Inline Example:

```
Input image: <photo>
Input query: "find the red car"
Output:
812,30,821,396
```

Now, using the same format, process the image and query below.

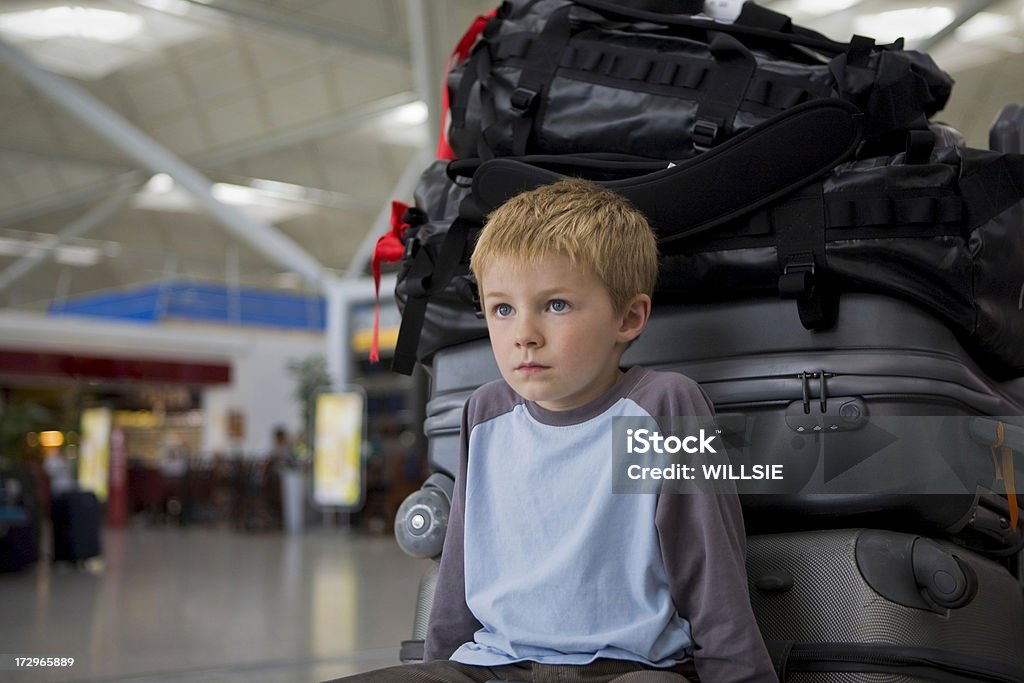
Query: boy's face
480,253,649,412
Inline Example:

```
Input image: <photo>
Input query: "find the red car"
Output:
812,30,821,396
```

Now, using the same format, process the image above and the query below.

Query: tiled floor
0,525,429,682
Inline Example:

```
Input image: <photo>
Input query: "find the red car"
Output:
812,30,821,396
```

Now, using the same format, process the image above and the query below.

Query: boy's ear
617,293,652,343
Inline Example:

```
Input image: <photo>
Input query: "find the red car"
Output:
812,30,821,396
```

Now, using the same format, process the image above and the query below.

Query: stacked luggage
380,2,1024,680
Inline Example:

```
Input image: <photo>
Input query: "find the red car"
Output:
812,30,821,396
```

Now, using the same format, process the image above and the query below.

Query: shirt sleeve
655,384,778,682
422,399,483,661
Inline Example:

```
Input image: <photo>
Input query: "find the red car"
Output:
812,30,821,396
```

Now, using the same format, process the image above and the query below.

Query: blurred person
159,434,189,521
268,425,298,470
42,445,74,499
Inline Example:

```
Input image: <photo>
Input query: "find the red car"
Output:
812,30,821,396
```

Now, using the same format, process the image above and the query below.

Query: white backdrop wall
200,330,324,457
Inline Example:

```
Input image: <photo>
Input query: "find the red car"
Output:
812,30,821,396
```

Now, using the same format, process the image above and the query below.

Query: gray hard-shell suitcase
417,294,1024,556
749,528,1024,682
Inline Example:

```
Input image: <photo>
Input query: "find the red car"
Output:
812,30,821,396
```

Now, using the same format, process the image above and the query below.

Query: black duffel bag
446,0,953,160
395,101,1024,379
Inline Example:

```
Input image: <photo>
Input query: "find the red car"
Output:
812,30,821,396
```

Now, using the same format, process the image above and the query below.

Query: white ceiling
0,0,1020,313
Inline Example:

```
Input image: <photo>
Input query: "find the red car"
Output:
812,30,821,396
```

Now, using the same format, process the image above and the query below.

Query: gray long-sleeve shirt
424,366,777,682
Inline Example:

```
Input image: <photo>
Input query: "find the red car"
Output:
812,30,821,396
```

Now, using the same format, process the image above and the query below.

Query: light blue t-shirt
425,366,777,682
453,371,693,666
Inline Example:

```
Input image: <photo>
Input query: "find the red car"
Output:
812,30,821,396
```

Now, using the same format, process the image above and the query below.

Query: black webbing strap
614,0,704,14
735,3,792,32
823,192,962,229
773,189,837,330
559,41,826,114
391,218,474,375
449,14,504,148
694,32,757,151
502,5,573,157
563,42,709,92
449,48,485,134
392,247,435,376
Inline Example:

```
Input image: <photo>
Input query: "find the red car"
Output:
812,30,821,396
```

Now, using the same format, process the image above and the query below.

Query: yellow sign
313,393,364,508
79,407,112,502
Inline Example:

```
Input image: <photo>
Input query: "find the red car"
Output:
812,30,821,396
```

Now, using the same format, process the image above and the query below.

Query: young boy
332,179,776,682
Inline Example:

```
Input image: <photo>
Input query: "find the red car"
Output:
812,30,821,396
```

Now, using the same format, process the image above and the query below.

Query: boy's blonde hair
470,178,659,313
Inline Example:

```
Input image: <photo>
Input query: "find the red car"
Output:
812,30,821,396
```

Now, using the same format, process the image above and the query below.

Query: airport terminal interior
1,1,1024,681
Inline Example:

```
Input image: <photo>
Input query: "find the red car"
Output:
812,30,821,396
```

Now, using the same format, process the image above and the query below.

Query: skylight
853,7,957,44
0,6,143,44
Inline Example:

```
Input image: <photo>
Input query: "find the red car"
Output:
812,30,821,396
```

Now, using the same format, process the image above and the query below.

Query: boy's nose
514,318,542,348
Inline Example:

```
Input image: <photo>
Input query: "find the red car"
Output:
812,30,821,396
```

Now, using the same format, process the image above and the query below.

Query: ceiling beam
0,36,330,289
0,145,136,172
0,170,147,228
0,180,139,294
190,91,420,169
913,0,1002,52
151,0,410,61
0,91,420,227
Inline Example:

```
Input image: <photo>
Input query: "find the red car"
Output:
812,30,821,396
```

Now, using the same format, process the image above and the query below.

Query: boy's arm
656,492,777,682
655,383,777,682
422,401,482,661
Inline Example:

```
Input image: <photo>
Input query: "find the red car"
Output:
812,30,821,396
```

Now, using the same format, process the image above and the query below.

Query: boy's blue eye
548,299,568,313
494,303,513,317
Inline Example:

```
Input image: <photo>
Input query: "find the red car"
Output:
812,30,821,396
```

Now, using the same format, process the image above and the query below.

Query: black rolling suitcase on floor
749,528,1024,682
0,511,37,572
51,490,102,564
0,464,42,571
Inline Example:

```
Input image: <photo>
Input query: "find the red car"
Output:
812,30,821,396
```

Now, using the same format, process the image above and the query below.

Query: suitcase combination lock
786,371,867,434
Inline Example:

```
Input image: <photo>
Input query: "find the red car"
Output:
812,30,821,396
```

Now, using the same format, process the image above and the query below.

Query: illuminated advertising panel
313,392,364,509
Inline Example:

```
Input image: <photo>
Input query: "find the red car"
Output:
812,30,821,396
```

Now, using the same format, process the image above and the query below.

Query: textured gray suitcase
748,528,1024,682
420,294,1024,555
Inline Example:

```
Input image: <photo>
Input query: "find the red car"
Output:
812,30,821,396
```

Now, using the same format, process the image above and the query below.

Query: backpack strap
472,98,864,240
391,217,474,376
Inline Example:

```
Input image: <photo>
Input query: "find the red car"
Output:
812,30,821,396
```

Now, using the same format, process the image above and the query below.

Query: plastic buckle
693,119,720,152
403,236,420,260
509,87,538,116
905,129,935,165
779,258,815,299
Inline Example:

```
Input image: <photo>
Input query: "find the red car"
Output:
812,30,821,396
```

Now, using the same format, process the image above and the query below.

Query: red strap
370,200,411,363
437,10,497,160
